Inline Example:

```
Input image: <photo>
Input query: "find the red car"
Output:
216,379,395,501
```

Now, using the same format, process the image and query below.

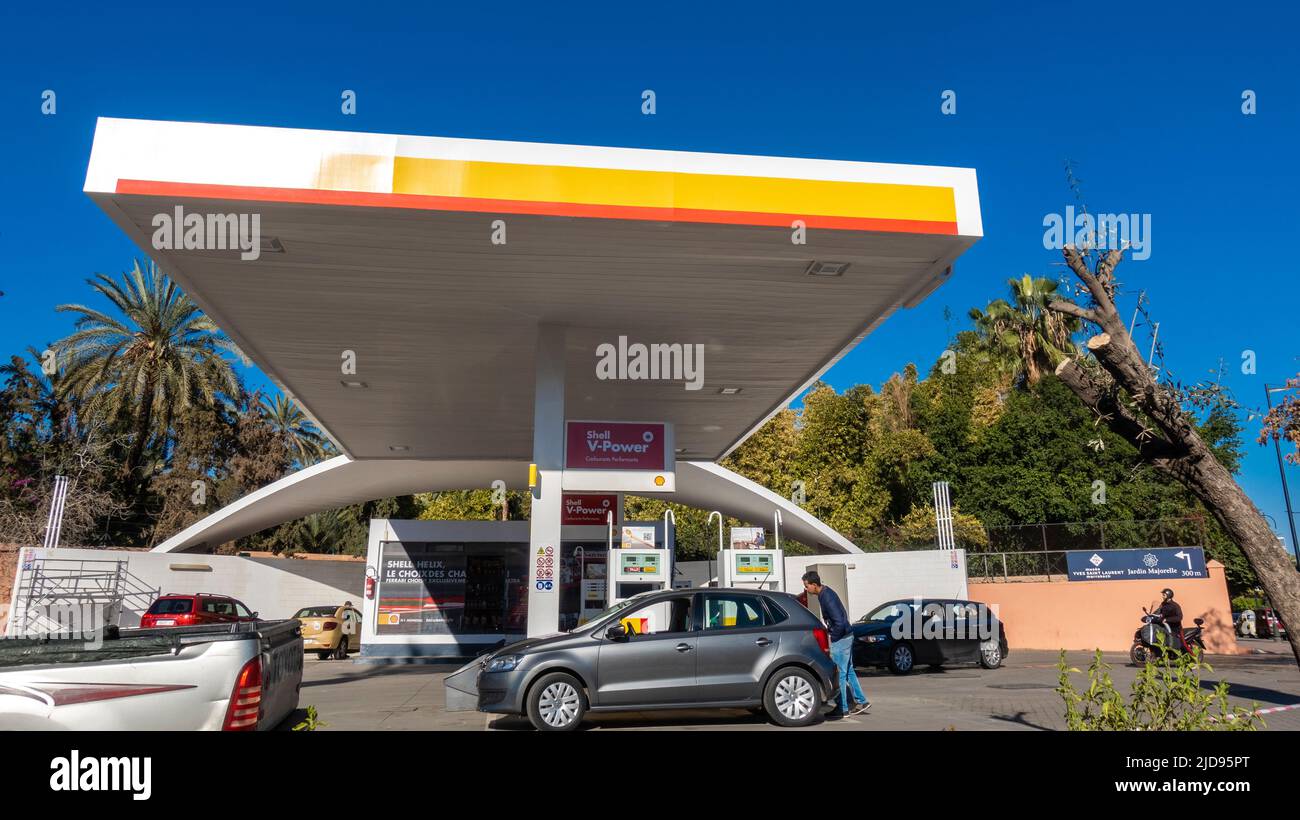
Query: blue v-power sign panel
1065,547,1208,582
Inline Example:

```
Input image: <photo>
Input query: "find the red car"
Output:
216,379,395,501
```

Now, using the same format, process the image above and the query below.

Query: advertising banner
562,420,675,492
621,525,657,549
565,420,666,470
730,527,766,549
375,543,466,634
1065,547,1208,582
561,493,619,525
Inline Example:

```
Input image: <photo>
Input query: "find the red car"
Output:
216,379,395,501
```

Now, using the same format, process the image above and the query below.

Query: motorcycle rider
1152,588,1187,651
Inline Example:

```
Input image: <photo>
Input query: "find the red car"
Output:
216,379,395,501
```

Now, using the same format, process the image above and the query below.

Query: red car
140,593,259,628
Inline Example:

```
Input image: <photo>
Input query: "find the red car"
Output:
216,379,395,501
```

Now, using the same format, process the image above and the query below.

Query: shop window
374,542,527,636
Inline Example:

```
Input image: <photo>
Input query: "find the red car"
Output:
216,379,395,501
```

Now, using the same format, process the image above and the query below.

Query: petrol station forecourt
77,116,984,656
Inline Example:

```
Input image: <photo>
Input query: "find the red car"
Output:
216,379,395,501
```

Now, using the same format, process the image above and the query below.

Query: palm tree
967,300,1022,383
260,393,330,467
1,349,71,445
969,275,1081,386
53,260,242,479
293,509,348,554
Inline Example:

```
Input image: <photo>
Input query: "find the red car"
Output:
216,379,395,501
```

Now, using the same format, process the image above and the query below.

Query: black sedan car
851,598,1008,674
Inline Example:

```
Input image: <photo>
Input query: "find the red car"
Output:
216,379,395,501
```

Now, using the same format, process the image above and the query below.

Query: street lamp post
1264,384,1300,572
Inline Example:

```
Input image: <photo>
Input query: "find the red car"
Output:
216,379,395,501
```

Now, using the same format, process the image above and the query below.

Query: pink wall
968,560,1238,655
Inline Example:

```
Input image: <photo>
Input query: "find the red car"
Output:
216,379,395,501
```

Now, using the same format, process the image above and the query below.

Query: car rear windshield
147,598,194,614
763,597,790,624
294,607,338,618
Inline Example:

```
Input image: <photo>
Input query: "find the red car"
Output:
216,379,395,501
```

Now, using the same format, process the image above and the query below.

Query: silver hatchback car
474,587,840,730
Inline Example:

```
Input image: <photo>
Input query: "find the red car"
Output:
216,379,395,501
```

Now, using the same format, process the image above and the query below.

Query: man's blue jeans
830,634,867,712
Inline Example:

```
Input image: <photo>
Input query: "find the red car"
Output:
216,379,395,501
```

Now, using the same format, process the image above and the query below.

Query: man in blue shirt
802,571,869,717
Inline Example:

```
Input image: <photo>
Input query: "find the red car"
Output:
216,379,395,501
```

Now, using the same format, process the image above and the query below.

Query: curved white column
152,456,861,554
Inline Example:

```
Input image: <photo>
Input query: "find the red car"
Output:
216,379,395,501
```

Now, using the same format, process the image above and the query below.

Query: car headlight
861,635,889,643
485,654,523,673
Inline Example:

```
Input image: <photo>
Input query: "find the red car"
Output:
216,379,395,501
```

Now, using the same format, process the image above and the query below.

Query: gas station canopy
85,118,982,464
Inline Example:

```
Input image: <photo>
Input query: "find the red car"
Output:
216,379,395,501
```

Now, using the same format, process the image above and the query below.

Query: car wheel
764,667,820,728
526,672,587,731
316,650,331,661
979,644,1003,669
888,643,915,675
334,637,349,660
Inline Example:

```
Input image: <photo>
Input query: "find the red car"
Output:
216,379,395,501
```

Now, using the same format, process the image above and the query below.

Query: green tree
896,504,989,549
292,510,349,553
417,489,530,522
259,393,330,467
54,260,243,481
969,275,1080,387
0,352,130,545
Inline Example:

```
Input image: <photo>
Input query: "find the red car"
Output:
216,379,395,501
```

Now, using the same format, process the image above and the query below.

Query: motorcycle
1130,607,1205,665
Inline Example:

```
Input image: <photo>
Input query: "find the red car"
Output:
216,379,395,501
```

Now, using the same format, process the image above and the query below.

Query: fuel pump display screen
620,552,661,574
734,553,774,574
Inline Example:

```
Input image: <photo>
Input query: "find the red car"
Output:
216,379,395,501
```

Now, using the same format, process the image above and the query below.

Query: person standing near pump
802,571,869,718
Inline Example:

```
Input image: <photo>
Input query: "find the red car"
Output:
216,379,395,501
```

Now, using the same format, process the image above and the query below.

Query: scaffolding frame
8,556,160,637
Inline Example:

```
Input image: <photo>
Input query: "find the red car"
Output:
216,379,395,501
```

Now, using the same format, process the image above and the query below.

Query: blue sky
2,1,1297,553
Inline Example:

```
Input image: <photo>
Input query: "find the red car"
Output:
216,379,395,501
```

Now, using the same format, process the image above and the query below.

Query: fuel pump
719,514,785,591
607,522,672,613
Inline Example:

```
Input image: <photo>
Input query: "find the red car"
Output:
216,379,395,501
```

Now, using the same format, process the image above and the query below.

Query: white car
0,621,302,730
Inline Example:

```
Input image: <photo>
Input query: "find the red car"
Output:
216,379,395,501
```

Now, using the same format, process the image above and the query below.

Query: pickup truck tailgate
0,621,303,731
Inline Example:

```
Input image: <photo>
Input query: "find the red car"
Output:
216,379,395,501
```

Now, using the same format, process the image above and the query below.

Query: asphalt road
287,640,1300,731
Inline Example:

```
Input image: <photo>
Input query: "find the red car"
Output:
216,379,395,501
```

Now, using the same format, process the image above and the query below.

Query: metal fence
984,517,1208,553
968,550,1071,582
967,517,1211,582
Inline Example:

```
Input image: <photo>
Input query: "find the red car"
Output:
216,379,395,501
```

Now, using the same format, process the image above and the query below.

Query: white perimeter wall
678,548,969,620
7,547,361,630
9,546,966,633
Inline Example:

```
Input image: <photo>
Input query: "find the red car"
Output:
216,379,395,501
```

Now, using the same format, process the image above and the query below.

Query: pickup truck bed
0,620,303,731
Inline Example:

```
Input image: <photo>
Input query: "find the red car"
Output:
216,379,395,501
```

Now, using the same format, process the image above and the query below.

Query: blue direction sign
1065,547,1208,582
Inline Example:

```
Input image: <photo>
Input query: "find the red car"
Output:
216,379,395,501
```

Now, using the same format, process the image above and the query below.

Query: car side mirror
252,612,260,619
605,624,627,640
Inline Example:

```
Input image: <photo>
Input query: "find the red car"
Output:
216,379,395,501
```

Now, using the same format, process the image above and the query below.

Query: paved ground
286,639,1300,731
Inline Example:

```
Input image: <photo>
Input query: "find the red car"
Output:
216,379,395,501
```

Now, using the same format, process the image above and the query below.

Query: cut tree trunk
1154,424,1300,665
1047,247,1300,666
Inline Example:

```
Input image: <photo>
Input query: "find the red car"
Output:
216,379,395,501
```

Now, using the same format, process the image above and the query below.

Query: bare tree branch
1063,246,1117,320
1084,333,1201,446
1054,358,1182,461
1047,299,1100,325
1047,246,1300,666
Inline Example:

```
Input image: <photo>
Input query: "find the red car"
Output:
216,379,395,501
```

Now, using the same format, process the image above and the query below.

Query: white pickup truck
0,620,303,730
